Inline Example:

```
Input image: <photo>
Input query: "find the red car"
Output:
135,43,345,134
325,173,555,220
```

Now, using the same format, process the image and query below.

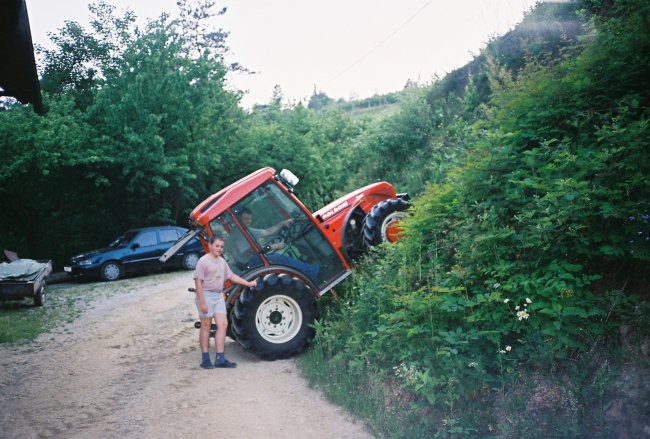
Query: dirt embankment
0,272,372,438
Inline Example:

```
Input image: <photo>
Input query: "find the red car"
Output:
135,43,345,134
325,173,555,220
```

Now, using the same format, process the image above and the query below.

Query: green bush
307,0,650,435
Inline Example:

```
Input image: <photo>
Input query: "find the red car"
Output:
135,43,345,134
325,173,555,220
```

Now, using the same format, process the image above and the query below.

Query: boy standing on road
194,235,256,369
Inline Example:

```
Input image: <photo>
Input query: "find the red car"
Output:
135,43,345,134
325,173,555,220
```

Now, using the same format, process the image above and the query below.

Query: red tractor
162,167,409,359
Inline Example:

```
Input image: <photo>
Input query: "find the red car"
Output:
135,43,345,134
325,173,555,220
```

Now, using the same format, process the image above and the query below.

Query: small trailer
0,259,53,306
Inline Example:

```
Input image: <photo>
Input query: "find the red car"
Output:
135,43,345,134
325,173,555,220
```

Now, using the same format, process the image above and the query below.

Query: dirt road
0,272,373,438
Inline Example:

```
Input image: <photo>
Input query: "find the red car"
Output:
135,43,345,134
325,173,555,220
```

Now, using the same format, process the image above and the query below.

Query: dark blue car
64,226,203,281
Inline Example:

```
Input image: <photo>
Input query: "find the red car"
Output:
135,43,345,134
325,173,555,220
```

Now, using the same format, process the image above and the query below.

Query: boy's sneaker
214,359,237,368
200,360,214,369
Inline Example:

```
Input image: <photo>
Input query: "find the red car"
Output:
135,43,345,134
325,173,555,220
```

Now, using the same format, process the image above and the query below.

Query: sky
27,0,540,108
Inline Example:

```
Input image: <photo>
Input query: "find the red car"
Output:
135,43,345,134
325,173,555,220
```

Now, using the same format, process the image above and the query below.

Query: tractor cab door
226,181,347,290
209,213,265,275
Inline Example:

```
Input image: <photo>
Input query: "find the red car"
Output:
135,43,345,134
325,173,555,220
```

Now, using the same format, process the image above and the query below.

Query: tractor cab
207,178,350,293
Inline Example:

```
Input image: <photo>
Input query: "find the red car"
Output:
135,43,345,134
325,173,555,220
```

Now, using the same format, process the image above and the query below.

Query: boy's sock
215,352,236,368
200,352,213,369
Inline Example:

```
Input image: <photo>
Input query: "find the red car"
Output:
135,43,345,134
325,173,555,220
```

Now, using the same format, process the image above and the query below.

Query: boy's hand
200,302,208,314
245,280,257,288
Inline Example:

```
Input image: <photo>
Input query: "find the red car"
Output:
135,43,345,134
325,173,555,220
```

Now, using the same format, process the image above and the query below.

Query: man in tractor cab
235,208,320,282
239,207,292,251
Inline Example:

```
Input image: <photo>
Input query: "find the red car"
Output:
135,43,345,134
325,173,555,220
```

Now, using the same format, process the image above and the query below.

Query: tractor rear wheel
363,198,410,247
231,273,318,360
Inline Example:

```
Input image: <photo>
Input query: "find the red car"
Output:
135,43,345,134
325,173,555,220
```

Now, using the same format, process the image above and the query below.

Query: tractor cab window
231,181,347,289
209,214,263,275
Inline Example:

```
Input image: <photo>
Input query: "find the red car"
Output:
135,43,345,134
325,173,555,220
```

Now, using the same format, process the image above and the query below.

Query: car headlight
78,259,94,266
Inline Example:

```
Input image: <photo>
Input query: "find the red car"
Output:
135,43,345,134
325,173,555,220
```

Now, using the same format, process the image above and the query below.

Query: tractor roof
190,167,277,227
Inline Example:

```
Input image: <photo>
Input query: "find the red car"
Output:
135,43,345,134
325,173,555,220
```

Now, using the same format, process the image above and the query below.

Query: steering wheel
283,217,313,241
267,234,285,247
265,217,312,250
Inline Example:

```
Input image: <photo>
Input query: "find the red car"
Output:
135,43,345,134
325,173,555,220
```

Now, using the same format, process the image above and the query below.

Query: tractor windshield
219,181,346,289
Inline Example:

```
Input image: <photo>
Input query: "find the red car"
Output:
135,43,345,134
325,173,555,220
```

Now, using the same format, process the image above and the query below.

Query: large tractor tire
363,198,410,247
231,273,319,360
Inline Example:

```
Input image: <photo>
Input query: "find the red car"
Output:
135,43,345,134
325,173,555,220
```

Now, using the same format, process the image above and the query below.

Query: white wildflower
504,298,510,303
493,283,501,289
505,345,512,352
516,310,530,321
499,349,506,354
526,298,532,304
515,305,520,310
468,361,478,368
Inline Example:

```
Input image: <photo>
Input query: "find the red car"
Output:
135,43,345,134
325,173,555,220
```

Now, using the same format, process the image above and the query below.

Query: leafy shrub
308,0,650,435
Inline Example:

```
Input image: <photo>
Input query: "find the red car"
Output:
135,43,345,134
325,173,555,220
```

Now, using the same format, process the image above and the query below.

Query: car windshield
109,231,139,247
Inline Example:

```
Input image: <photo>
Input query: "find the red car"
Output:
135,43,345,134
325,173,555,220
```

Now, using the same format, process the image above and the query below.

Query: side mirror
131,243,140,250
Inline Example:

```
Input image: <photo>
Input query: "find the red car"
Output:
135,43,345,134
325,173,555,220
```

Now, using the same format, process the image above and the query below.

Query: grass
298,337,650,438
297,344,437,438
0,270,187,344
0,283,88,343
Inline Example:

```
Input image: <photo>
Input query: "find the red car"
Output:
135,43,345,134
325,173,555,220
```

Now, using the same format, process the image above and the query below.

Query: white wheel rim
381,212,408,242
185,253,198,269
255,294,302,344
104,264,120,280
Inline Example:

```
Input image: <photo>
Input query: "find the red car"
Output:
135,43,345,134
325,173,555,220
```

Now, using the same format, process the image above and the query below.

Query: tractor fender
340,205,368,263
225,264,318,305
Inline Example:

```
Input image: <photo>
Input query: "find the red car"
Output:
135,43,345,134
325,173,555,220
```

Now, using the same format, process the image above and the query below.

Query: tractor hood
314,181,397,223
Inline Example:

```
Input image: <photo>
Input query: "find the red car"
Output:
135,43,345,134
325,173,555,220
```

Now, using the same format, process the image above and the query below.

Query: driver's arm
261,218,292,237
269,241,285,251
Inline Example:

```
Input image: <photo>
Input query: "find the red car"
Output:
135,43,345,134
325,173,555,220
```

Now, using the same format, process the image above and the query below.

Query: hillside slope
304,0,650,437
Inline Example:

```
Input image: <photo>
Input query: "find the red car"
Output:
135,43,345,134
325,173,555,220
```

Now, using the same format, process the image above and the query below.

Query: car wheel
33,285,45,306
182,252,199,270
100,261,123,281
231,273,318,360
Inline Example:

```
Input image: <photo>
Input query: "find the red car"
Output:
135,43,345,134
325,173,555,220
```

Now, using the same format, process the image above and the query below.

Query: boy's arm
195,277,208,314
229,273,257,288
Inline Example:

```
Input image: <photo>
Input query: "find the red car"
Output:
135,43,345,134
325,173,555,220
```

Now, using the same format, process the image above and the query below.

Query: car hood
71,246,121,262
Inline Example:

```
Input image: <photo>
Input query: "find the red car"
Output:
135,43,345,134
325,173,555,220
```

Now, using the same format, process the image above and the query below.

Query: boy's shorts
196,291,226,318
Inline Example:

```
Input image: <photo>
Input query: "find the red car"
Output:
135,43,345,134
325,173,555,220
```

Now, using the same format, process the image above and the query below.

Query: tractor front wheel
231,273,318,360
363,198,410,247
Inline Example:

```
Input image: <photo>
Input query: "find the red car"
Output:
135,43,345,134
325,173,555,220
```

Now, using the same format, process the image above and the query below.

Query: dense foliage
306,0,650,436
